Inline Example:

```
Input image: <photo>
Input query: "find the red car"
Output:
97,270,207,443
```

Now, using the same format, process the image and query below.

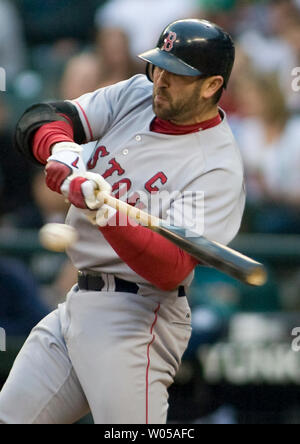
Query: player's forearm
100,216,198,291
32,119,75,164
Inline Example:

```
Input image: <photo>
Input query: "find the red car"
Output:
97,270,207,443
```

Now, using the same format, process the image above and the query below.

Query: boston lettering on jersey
85,114,222,209
87,145,168,210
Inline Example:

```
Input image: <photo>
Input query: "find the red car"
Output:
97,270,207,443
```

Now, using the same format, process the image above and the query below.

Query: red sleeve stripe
74,100,94,141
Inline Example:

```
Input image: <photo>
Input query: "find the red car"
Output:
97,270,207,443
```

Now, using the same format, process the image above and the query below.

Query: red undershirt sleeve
32,117,75,164
100,214,199,291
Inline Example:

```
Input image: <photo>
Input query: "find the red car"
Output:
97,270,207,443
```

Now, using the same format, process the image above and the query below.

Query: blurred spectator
0,163,49,336
0,166,77,309
17,0,101,46
267,0,300,36
0,256,49,336
237,0,300,112
31,169,70,226
220,44,254,116
0,0,26,83
237,8,292,74
59,21,139,98
233,72,300,234
278,14,300,111
2,168,69,230
15,1,102,101
195,0,238,33
95,0,198,66
95,28,140,87
0,97,33,217
60,52,102,99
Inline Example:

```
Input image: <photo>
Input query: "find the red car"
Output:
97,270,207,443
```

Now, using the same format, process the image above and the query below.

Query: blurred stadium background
1,0,300,424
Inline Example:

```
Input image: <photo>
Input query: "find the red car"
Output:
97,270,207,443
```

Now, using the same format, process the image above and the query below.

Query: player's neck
170,105,219,126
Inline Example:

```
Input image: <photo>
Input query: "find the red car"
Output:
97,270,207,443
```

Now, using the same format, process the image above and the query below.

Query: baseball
39,223,78,252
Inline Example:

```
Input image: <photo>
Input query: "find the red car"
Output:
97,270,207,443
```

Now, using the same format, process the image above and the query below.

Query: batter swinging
0,19,245,424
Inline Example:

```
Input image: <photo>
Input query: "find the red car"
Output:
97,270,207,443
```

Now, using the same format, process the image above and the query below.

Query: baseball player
0,19,245,424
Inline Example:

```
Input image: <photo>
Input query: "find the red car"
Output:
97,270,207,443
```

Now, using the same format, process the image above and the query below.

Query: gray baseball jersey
0,74,245,424
67,74,245,287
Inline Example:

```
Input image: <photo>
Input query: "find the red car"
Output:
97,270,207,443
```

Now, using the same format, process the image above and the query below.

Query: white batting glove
45,141,86,192
65,172,112,210
46,142,111,210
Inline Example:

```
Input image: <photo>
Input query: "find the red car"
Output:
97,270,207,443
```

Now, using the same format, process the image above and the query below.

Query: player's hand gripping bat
95,191,267,287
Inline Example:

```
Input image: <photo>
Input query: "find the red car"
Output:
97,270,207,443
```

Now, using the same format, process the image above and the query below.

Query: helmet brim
138,48,203,77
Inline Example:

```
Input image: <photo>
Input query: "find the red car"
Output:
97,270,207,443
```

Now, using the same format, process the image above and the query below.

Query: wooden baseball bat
97,191,267,287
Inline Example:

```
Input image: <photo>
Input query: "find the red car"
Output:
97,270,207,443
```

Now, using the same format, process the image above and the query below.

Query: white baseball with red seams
0,75,245,424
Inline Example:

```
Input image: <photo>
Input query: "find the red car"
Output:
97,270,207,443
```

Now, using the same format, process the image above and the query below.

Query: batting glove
46,142,111,209
65,172,112,210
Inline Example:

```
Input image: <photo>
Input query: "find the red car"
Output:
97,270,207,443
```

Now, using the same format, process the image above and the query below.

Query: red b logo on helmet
163,32,177,52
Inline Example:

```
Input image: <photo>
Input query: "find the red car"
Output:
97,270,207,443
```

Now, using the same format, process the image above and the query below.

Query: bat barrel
156,224,267,287
245,267,267,286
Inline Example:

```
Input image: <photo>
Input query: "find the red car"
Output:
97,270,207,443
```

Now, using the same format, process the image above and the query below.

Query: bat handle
97,191,160,228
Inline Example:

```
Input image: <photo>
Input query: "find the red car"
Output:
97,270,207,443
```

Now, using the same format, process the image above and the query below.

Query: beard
152,82,203,122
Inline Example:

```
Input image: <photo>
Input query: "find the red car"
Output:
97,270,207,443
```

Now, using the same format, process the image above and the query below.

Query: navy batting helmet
138,19,235,88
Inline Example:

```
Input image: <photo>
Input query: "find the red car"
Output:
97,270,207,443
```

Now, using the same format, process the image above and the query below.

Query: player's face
152,67,205,124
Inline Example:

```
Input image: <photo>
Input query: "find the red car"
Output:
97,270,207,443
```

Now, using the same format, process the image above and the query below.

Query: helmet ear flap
146,63,154,82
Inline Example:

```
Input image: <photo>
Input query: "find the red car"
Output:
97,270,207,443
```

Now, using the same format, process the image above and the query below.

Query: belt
77,271,186,297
